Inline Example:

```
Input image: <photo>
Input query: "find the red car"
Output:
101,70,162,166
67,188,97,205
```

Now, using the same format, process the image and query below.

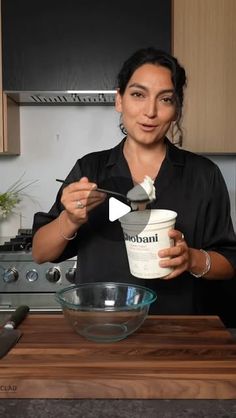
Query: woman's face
115,63,177,146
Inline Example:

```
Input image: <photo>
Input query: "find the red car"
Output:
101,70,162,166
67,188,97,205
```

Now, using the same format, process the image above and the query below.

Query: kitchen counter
0,398,236,418
1,314,236,401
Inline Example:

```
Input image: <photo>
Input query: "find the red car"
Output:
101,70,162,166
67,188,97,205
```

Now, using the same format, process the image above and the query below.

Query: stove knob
3,267,19,283
46,267,61,283
26,269,39,282
65,267,76,283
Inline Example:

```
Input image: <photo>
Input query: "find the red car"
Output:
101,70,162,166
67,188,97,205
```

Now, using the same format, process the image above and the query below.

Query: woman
32,47,236,315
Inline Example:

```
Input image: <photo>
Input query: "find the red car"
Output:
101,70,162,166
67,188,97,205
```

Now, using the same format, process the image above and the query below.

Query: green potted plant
0,174,37,219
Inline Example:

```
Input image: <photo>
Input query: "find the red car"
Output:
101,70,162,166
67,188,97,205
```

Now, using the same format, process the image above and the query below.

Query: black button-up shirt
33,138,236,315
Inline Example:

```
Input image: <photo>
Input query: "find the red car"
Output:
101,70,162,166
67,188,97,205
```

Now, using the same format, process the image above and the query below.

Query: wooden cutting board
1,314,236,399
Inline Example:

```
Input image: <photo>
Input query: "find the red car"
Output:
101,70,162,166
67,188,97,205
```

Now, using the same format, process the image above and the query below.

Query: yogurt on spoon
127,176,156,210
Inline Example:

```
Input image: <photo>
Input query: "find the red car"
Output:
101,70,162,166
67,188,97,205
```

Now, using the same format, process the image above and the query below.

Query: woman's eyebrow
128,83,147,90
128,83,175,95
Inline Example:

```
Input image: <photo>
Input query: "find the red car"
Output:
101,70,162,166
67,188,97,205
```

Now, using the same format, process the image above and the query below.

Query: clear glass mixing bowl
55,282,157,343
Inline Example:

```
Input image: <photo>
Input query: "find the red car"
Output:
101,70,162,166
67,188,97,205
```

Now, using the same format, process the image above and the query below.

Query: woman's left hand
158,229,190,279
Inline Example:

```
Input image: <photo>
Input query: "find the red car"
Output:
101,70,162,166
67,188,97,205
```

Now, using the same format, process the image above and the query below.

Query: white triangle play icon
109,197,131,222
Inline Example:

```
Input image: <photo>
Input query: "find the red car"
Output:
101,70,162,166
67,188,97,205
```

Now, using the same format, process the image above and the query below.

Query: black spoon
56,179,150,204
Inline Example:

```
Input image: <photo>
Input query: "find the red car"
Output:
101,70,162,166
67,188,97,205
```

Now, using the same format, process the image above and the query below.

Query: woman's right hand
61,176,106,227
32,176,106,264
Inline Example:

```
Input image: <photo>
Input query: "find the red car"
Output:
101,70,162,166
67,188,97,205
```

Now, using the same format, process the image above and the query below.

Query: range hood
5,91,116,106
2,0,171,106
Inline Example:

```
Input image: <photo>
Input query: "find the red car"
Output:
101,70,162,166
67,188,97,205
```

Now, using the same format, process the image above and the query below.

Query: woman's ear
115,89,122,112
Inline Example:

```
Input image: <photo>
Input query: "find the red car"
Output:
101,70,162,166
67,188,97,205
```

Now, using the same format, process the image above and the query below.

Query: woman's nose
144,98,157,118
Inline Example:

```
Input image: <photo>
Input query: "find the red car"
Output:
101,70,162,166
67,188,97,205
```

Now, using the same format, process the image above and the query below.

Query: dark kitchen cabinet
0,1,3,153
1,0,171,91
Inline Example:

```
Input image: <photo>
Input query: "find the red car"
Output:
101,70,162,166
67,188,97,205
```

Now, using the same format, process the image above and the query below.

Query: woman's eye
161,96,174,104
131,92,144,98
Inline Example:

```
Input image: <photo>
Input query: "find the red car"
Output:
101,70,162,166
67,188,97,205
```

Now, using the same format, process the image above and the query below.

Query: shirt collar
106,137,185,168
106,137,126,167
165,138,185,166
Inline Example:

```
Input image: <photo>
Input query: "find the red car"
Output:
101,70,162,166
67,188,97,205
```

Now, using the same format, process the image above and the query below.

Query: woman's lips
140,123,158,131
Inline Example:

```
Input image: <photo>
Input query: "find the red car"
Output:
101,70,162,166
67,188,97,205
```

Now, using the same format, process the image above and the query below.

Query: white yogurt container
119,209,177,279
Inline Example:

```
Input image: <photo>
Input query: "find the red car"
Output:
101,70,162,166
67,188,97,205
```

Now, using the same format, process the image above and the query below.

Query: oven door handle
0,306,62,312
0,305,13,311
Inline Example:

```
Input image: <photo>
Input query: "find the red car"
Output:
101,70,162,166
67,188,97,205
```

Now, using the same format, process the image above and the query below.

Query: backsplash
0,106,235,239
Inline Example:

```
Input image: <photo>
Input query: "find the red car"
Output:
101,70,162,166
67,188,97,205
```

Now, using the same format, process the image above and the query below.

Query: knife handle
5,305,30,329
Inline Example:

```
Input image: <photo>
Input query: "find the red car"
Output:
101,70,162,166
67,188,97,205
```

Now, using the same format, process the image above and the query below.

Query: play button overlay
109,197,131,222
86,175,152,242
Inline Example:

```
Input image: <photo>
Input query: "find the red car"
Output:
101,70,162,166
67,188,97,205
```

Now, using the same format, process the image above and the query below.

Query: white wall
0,106,235,239
0,106,122,237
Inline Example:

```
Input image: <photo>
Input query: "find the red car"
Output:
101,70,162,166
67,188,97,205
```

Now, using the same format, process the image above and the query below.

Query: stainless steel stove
0,229,77,312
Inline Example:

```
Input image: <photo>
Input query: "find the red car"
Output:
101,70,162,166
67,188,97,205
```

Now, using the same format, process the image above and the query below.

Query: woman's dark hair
116,47,187,144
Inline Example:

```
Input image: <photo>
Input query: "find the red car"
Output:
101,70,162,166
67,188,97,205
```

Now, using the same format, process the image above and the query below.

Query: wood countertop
1,314,236,399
